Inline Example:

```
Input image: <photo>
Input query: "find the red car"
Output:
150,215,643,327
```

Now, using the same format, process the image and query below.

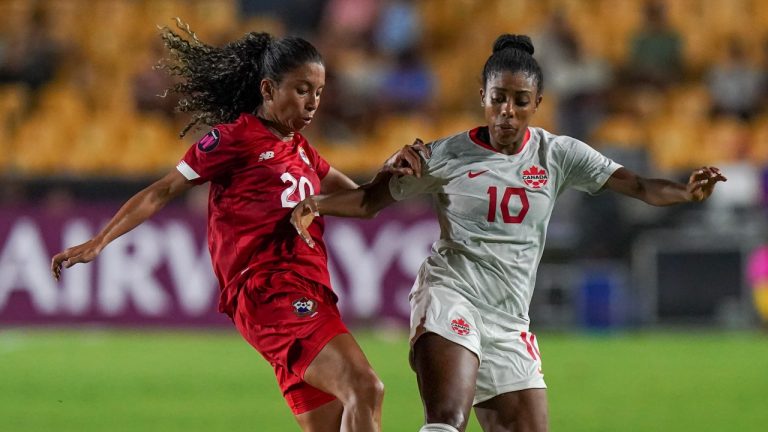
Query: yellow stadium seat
700,116,752,166
590,114,648,149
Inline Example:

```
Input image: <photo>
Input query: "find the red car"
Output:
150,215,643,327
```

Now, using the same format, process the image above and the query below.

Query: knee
425,407,468,431
341,367,385,407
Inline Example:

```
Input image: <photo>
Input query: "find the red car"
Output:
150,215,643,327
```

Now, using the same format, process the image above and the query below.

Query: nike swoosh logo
467,170,488,178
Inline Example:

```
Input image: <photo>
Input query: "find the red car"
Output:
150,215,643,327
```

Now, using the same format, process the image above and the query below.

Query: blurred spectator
373,0,420,56
315,0,386,145
706,37,765,121
314,37,386,144
320,0,379,44
624,0,683,88
239,0,326,37
535,12,613,140
0,6,60,92
377,47,434,115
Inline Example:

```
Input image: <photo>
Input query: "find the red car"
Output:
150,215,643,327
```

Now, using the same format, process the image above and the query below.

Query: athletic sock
419,424,460,432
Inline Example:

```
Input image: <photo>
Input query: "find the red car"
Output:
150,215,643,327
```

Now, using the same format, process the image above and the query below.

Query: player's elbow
359,202,382,219
359,188,392,218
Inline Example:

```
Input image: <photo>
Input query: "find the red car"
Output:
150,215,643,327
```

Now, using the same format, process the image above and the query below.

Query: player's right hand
381,138,431,178
51,239,103,280
290,197,319,249
686,166,727,202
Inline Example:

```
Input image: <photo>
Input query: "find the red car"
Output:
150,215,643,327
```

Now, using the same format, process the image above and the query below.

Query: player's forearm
93,180,179,248
316,174,395,218
636,177,693,206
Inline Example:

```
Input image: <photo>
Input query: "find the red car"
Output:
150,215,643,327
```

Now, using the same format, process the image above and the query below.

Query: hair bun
492,34,534,56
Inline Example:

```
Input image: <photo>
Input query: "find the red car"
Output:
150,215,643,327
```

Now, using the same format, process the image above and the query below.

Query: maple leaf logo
522,165,548,188
450,318,471,336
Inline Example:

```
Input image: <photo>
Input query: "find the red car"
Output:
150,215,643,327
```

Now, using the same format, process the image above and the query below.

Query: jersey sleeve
177,127,241,184
558,137,623,194
388,142,445,201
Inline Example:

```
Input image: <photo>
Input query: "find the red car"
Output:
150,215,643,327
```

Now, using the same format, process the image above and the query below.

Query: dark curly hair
157,18,323,137
482,34,544,95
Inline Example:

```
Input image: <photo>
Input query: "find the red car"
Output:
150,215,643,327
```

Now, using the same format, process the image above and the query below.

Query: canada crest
450,317,471,336
292,297,318,317
522,165,548,188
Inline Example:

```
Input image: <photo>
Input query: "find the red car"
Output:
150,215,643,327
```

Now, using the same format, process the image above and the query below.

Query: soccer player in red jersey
290,34,727,432
51,21,425,431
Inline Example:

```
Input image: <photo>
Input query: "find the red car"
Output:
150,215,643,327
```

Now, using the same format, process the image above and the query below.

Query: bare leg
294,399,343,432
474,389,548,432
301,333,384,432
412,333,480,432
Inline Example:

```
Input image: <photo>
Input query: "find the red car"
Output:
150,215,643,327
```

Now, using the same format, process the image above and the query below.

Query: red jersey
176,113,331,315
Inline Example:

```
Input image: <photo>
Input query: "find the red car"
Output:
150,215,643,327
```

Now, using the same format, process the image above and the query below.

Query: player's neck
255,111,295,142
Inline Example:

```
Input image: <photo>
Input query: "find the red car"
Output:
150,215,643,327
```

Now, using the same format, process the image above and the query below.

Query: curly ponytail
157,18,322,137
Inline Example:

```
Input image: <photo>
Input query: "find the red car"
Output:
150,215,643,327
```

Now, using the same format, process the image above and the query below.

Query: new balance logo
467,170,488,178
259,151,275,161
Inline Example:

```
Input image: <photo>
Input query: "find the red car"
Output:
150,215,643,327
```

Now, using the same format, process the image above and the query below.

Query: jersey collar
469,126,531,155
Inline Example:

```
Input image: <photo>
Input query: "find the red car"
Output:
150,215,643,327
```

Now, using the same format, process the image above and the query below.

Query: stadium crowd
0,0,766,258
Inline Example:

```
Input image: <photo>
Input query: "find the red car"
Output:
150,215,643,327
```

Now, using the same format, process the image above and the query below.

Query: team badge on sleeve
450,317,471,336
522,165,548,188
292,297,318,317
197,129,221,153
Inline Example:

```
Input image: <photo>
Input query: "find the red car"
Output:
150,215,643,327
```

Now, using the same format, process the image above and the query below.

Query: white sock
419,424,460,432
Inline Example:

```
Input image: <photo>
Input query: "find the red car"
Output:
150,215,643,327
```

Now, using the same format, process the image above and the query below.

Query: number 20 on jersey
281,173,314,208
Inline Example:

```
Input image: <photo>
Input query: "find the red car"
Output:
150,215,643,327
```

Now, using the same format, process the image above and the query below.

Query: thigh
233,272,349,414
302,332,379,398
474,388,548,432
412,333,480,431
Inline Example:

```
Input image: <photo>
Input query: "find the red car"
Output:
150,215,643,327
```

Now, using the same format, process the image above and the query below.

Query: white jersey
390,126,622,330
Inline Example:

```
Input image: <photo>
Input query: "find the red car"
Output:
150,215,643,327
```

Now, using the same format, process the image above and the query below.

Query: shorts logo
522,165,548,188
197,129,221,153
450,317,471,336
298,147,312,168
292,297,318,317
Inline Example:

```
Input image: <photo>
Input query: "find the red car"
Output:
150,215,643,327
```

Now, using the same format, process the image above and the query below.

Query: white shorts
409,286,546,405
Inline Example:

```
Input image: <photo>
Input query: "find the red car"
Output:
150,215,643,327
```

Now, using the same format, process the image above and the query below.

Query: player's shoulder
216,112,260,139
427,128,476,158
200,113,271,150
531,126,590,154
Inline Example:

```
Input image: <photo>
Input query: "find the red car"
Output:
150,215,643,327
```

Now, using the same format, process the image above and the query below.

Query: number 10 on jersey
486,186,529,223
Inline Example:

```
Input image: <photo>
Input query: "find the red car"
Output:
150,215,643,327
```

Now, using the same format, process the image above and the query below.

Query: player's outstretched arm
604,166,727,206
291,139,430,248
51,169,195,280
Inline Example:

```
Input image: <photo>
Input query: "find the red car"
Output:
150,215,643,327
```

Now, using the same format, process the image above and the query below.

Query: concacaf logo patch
292,297,318,317
522,165,548,188
298,146,312,168
197,129,221,153
450,317,471,336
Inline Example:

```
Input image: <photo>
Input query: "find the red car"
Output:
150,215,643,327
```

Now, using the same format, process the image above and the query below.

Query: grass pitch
1,329,766,431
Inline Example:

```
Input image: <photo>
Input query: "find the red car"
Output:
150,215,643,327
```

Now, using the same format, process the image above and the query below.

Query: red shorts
232,270,349,414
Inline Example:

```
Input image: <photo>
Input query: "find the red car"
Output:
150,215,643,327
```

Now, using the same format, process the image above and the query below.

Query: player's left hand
290,197,319,248
381,138,431,178
687,166,727,202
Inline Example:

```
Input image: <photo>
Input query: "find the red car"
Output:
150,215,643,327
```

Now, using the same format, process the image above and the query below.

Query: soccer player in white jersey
291,34,727,432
